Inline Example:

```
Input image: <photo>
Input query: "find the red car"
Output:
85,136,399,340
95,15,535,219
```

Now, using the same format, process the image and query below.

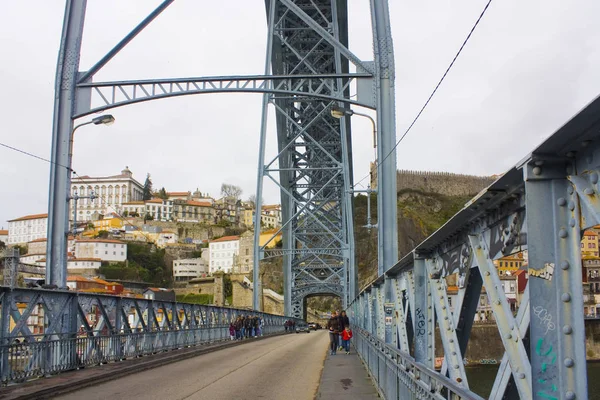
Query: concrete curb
0,332,288,400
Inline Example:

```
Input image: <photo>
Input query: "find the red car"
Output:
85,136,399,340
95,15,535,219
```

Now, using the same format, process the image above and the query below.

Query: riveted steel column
524,160,587,400
253,0,277,311
413,257,434,366
47,0,87,287
370,0,398,275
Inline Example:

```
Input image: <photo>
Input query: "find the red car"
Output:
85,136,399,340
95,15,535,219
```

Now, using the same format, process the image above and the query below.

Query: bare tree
221,183,242,199
247,194,264,208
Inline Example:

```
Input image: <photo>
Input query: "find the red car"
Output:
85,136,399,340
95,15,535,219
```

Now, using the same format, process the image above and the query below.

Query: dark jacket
327,316,341,333
339,315,350,329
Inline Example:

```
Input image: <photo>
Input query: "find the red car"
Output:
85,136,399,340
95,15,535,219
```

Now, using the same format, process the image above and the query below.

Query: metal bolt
477,245,481,250
557,198,567,206
559,229,568,238
563,325,573,335
561,261,570,270
454,364,459,369
565,391,576,400
533,166,542,175
517,372,526,379
485,271,490,276
562,293,572,303
495,300,501,305
505,333,512,340
570,218,576,228
592,172,599,184
449,339,454,343
564,358,574,368
585,188,595,195
569,201,575,210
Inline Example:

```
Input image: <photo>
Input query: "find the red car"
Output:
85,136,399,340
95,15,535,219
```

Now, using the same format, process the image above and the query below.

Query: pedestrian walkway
316,345,380,399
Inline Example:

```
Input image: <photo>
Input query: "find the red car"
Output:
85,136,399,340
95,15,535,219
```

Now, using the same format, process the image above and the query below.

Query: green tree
156,187,169,200
142,173,153,201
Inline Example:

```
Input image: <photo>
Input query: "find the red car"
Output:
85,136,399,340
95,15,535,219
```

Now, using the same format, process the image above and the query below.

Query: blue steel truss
349,96,600,399
253,0,398,319
48,0,398,323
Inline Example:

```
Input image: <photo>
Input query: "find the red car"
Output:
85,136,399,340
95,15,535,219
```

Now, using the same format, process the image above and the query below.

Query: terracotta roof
68,276,92,282
28,238,47,243
8,213,48,222
147,199,167,204
262,204,280,210
210,235,240,243
0,230,7,235
186,201,212,207
584,231,599,237
168,192,190,196
76,238,125,244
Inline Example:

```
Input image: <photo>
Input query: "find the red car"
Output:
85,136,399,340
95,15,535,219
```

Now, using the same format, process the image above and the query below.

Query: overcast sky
1,0,600,227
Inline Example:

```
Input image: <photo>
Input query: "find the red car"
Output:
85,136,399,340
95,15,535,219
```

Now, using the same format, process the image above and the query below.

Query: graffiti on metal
529,263,554,281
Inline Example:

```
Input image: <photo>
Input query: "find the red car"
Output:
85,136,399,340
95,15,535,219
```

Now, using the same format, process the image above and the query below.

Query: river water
465,362,600,399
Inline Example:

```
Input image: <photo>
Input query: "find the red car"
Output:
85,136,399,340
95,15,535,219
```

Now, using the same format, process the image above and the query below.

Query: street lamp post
46,114,115,288
331,107,377,229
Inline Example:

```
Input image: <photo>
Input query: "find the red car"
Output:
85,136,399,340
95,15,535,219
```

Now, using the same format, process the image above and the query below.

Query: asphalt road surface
55,331,329,400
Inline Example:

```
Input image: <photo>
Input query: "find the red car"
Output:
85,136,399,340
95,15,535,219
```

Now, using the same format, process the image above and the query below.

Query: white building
70,167,144,222
74,238,127,263
262,204,282,227
122,199,173,221
32,257,102,271
209,236,240,274
173,258,207,282
7,213,48,245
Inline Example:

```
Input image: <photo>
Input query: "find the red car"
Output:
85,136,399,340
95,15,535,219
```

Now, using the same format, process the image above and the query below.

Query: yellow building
243,208,254,227
494,252,525,276
259,229,282,248
92,217,123,233
582,230,599,257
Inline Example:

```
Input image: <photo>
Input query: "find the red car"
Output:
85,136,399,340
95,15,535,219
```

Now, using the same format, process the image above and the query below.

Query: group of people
229,315,263,340
283,320,297,332
327,310,353,355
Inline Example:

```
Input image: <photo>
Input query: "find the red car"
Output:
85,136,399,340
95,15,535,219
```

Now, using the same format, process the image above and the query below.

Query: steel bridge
0,0,595,398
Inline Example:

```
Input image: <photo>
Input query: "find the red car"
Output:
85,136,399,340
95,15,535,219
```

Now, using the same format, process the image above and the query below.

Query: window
113,252,116,255
246,249,249,256
105,251,108,255
121,252,124,256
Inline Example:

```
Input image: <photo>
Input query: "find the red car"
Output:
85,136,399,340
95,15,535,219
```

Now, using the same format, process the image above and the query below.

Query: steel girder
349,95,600,399
253,0,365,318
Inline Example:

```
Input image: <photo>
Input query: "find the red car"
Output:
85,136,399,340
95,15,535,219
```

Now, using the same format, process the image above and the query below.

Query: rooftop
8,213,48,223
210,235,240,243
76,238,125,244
28,238,48,243
186,200,212,207
0,230,7,235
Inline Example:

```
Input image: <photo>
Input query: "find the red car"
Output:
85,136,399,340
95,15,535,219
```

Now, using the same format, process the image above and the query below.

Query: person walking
327,311,341,355
338,310,349,351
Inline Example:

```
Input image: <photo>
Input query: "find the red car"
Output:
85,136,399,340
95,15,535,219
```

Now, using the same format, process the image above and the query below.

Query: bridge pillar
524,160,587,400
47,0,88,288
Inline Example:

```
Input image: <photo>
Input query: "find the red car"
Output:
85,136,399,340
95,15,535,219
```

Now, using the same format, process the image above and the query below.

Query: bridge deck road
56,331,329,400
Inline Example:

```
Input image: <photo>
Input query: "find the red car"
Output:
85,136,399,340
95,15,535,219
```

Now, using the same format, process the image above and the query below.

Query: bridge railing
349,95,600,400
0,287,300,384
354,328,484,400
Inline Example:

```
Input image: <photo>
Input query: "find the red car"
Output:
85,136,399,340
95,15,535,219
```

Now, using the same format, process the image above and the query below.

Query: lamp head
92,114,115,126
330,106,353,119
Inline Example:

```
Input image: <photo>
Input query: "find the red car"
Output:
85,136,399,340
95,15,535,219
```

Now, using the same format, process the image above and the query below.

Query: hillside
354,190,472,288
